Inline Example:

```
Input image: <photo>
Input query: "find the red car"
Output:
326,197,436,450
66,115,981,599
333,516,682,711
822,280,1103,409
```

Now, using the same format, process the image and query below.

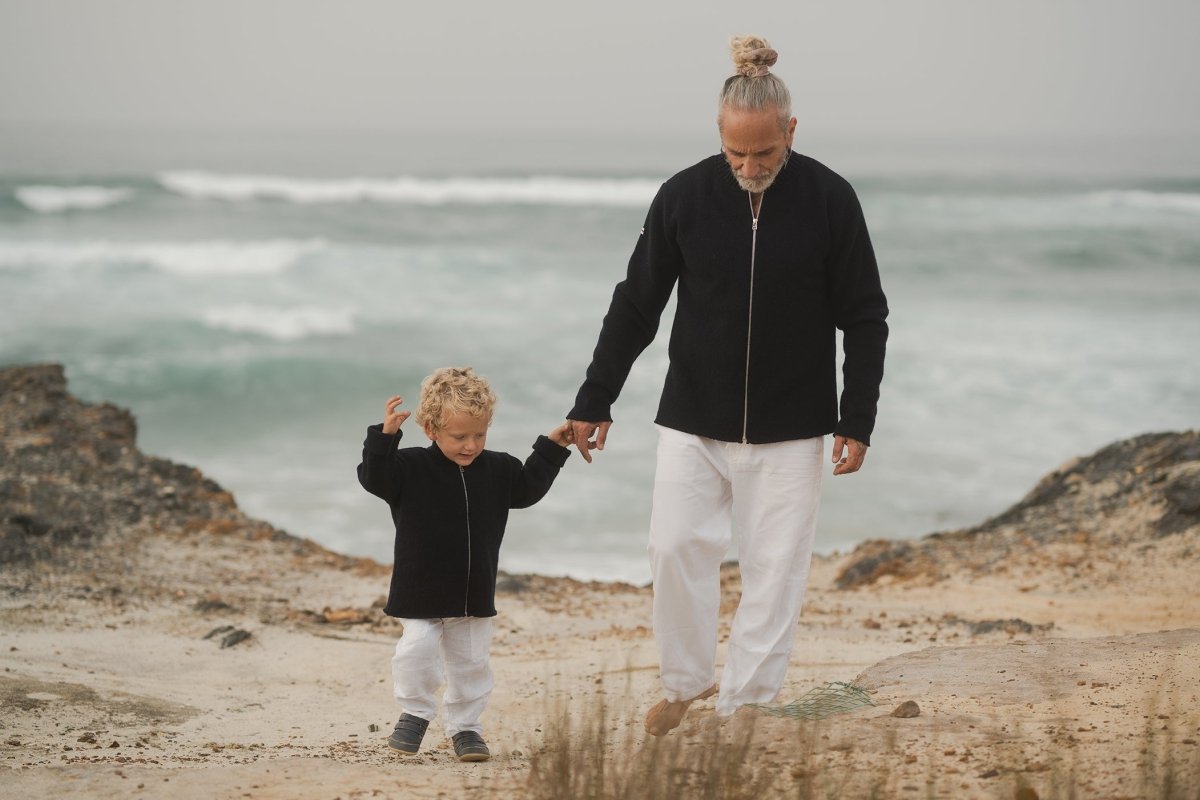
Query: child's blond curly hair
415,367,496,433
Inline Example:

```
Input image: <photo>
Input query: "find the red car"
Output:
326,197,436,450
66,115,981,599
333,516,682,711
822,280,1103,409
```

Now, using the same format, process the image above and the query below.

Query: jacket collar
426,442,481,471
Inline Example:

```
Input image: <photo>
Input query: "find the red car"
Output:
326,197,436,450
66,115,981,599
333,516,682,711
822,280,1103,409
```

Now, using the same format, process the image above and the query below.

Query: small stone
220,629,251,649
1015,788,1040,800
77,733,97,743
891,700,920,718
368,723,379,733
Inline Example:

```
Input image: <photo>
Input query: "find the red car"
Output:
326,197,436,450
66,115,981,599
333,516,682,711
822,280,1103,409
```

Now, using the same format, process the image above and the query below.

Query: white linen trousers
391,616,493,736
648,426,824,717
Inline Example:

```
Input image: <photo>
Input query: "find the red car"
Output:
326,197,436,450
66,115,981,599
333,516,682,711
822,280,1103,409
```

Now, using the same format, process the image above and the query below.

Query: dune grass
523,687,1200,799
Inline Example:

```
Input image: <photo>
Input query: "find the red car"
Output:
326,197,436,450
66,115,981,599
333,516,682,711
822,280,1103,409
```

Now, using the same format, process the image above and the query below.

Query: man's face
425,411,489,467
720,106,797,194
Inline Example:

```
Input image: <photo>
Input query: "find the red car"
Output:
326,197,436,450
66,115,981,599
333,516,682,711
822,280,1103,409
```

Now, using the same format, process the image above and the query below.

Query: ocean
2,127,1198,583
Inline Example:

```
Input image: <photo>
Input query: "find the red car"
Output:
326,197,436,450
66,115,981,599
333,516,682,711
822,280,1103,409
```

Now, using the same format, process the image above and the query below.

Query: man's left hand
832,435,868,475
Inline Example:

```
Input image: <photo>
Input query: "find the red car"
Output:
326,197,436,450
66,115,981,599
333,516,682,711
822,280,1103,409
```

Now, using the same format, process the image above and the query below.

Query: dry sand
3,525,1198,798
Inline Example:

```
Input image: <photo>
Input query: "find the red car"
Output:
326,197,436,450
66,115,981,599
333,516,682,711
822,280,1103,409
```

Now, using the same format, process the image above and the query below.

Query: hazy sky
2,0,1198,140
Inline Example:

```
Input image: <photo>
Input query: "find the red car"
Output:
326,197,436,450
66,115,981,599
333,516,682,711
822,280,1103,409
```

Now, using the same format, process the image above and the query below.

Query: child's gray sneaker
387,713,429,754
452,730,491,762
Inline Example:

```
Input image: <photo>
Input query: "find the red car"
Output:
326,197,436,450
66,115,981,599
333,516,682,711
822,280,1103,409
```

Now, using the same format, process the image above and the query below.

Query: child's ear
421,422,437,441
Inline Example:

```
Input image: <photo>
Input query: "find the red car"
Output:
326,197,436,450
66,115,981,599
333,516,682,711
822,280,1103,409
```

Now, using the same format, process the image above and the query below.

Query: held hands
547,421,575,448
382,395,411,435
832,435,868,475
568,420,609,463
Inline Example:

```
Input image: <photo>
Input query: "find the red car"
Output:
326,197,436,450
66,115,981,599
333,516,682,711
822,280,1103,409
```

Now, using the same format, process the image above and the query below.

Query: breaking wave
158,170,659,207
0,239,325,276
199,304,355,341
15,185,135,213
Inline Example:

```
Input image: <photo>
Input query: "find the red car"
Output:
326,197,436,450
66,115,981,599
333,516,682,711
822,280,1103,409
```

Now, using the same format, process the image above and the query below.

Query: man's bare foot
644,684,717,736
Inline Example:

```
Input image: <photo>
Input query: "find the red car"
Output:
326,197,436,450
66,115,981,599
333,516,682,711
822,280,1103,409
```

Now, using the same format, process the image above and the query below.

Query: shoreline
3,363,1199,797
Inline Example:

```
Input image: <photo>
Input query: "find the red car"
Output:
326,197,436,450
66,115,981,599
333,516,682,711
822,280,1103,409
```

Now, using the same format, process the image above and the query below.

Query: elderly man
567,36,889,734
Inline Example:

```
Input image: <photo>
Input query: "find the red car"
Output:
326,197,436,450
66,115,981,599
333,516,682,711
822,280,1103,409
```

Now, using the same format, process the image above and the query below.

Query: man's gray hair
718,35,792,131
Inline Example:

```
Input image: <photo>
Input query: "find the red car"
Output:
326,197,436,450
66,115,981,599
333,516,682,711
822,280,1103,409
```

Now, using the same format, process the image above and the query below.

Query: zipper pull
752,217,758,231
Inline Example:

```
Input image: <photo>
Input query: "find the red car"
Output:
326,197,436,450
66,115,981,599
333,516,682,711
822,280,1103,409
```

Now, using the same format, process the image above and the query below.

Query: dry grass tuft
523,685,1200,799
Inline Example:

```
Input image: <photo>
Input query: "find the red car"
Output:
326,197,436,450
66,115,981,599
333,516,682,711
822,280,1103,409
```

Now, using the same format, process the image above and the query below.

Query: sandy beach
3,364,1198,799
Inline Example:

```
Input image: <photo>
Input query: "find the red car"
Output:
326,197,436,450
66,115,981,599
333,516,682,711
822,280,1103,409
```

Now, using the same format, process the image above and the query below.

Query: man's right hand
568,420,610,464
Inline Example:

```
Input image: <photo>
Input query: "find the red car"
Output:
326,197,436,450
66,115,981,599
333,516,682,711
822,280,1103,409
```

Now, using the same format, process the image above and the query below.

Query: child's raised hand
548,421,577,449
382,395,411,435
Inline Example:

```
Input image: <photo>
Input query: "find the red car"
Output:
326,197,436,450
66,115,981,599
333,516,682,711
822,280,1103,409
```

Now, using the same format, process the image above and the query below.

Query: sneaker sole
387,741,420,754
457,752,491,762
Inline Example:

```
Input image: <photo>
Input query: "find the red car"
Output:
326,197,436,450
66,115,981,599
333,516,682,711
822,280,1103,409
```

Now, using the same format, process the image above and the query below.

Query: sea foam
1085,190,1200,214
158,170,659,207
0,239,325,276
199,304,354,341
15,185,135,213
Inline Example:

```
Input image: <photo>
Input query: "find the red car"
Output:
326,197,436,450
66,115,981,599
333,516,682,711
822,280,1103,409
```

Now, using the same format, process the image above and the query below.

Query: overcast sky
2,0,1198,142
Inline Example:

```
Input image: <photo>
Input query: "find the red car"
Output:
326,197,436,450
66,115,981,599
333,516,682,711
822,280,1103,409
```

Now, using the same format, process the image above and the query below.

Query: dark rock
203,625,235,640
832,541,917,588
496,572,530,594
939,616,1054,637
194,598,235,614
220,630,251,649
1158,470,1200,536
969,619,1033,636
891,700,920,718
836,430,1200,588
0,363,299,566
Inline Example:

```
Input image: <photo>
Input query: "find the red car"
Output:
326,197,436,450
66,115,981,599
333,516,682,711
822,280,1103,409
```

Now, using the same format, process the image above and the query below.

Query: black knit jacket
357,425,570,618
568,152,889,446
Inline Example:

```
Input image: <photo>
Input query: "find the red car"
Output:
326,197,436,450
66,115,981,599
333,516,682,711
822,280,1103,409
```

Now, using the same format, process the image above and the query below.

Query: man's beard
730,151,789,194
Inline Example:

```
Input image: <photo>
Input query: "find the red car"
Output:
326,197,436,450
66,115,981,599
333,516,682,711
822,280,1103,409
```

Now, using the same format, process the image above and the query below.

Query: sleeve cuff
364,424,403,454
532,435,571,467
833,423,872,448
566,400,613,424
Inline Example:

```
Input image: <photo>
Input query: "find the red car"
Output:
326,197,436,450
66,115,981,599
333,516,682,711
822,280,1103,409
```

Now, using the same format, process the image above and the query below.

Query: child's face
425,411,490,467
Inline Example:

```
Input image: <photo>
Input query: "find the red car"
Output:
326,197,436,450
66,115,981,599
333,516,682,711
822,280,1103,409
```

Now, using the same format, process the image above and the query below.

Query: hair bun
730,35,777,78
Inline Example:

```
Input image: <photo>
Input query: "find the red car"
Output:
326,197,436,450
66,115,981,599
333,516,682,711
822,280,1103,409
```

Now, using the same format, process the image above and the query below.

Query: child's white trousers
391,616,493,736
648,426,824,717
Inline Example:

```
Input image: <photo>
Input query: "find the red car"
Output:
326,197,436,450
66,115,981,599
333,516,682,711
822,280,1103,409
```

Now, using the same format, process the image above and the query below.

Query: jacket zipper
742,192,761,443
459,466,471,615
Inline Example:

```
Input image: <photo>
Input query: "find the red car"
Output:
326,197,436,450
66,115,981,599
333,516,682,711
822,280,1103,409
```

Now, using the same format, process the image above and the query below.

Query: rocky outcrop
0,363,308,566
836,431,1200,588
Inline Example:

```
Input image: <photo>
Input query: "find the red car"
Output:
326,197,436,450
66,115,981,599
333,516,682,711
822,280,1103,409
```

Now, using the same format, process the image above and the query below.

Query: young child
356,366,573,762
